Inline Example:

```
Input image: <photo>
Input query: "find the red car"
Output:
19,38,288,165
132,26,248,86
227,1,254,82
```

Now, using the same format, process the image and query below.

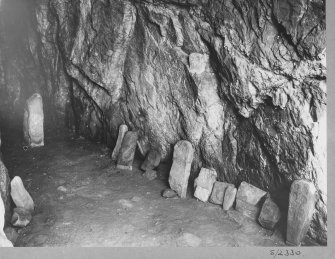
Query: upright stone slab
23,93,44,147
10,176,34,212
209,181,233,205
0,195,13,247
111,124,128,161
141,149,161,171
286,180,316,246
235,181,267,220
223,185,237,211
116,131,138,170
258,196,281,230
194,168,217,202
168,140,194,198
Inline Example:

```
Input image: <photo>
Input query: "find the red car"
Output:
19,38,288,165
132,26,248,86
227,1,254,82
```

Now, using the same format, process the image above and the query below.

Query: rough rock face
0,131,10,224
0,0,327,244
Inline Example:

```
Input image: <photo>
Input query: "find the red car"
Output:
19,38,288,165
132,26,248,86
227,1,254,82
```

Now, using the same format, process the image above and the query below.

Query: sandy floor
1,127,286,247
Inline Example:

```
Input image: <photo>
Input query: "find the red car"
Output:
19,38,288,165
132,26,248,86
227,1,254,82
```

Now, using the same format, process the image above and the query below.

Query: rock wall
0,0,326,244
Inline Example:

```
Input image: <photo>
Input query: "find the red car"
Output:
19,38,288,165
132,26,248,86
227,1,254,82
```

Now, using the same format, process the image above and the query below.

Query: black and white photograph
0,0,331,257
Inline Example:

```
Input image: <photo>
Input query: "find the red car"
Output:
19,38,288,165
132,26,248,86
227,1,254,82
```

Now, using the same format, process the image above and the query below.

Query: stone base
116,165,133,171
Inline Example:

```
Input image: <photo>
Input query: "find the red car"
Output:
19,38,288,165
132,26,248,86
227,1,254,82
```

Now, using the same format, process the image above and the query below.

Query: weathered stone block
194,168,217,202
141,149,161,171
116,131,138,170
258,197,281,230
168,140,194,198
111,124,128,161
11,207,32,227
10,176,34,212
223,185,237,211
23,93,44,147
236,181,267,205
286,180,316,246
209,181,233,205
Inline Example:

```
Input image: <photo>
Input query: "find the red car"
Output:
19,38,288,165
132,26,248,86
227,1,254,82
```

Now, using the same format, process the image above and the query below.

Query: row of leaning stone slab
166,139,317,246
111,125,318,247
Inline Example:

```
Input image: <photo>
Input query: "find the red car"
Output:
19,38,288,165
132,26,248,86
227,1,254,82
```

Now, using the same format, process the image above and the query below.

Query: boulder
162,188,178,199
10,176,34,212
194,168,217,202
258,196,281,230
209,181,233,205
116,131,138,170
111,124,128,161
286,180,316,246
23,93,44,147
223,185,237,211
143,169,157,181
235,182,267,220
0,195,13,247
141,149,161,171
11,207,32,227
168,140,194,198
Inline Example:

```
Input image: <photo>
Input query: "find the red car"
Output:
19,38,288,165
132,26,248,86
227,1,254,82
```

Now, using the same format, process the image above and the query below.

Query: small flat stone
10,176,34,212
143,169,157,181
209,181,233,205
57,186,67,192
11,207,32,227
258,196,281,230
286,180,316,246
162,188,178,198
194,168,217,202
223,185,237,211
141,150,161,171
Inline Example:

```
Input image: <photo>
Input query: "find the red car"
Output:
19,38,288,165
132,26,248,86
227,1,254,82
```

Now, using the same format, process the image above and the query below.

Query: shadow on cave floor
1,126,286,247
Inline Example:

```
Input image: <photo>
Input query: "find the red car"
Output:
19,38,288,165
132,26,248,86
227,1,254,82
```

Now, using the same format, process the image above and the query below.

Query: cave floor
2,129,286,247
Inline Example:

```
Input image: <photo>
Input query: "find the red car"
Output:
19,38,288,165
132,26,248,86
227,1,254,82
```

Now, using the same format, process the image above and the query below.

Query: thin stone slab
11,207,32,227
111,124,128,161
0,195,13,247
141,149,161,171
236,181,267,205
116,131,138,171
209,181,233,205
258,196,281,230
23,93,44,147
223,185,237,211
10,176,34,212
286,180,316,246
194,168,217,202
168,140,194,198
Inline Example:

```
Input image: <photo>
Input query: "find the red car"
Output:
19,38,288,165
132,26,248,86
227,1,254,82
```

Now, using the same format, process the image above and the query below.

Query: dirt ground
1,126,287,247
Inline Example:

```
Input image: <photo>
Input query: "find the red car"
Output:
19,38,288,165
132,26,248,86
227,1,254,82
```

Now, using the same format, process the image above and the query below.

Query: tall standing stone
286,180,316,246
116,131,138,170
235,181,267,220
194,168,217,202
23,93,44,147
168,140,194,198
141,149,161,171
111,124,128,161
10,176,34,213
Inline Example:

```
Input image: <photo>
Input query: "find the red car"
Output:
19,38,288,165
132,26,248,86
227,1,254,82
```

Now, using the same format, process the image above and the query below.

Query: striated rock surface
0,0,327,244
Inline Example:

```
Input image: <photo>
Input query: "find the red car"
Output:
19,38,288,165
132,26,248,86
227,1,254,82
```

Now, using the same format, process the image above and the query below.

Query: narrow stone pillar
168,140,194,198
111,124,128,161
286,180,316,246
23,93,44,147
116,131,138,170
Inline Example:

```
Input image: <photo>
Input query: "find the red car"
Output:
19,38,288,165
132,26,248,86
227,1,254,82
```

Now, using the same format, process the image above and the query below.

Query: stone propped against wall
111,124,128,161
286,180,316,246
168,140,194,198
235,181,267,220
23,93,44,147
10,176,34,213
194,168,217,202
116,131,138,170
141,149,161,171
